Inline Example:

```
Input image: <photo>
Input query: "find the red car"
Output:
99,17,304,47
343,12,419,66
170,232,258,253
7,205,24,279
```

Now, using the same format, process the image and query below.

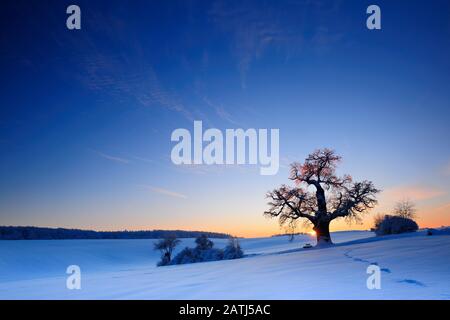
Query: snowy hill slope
0,231,367,283
0,231,449,299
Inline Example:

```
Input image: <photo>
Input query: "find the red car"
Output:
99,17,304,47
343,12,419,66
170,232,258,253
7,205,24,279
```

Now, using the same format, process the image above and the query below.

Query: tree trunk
313,219,332,245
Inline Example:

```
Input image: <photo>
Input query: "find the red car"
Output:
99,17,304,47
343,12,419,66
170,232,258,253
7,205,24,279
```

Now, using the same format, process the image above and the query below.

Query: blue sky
1,0,449,236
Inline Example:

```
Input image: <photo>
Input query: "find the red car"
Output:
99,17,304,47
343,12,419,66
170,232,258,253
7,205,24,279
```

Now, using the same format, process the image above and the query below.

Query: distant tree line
0,226,231,240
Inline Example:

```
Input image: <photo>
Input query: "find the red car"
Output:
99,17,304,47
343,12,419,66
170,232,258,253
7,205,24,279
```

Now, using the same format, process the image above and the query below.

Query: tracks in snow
343,249,426,288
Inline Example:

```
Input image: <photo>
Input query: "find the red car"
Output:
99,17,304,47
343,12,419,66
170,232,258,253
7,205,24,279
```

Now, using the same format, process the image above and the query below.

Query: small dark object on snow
303,243,313,249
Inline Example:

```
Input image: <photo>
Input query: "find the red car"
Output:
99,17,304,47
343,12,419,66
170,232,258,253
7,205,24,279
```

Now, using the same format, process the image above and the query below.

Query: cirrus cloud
383,185,446,202
94,150,130,164
139,185,188,199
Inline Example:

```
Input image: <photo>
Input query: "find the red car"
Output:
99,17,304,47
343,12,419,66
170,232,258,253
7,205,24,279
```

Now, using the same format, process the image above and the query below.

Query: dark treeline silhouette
0,226,231,240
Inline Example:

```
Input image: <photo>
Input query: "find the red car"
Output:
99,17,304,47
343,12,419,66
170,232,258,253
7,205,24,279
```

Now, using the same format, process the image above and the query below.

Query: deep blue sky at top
0,0,449,235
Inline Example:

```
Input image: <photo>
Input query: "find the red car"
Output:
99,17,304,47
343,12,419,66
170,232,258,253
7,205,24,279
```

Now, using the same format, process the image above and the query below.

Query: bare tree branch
393,199,417,219
330,181,379,220
264,185,317,224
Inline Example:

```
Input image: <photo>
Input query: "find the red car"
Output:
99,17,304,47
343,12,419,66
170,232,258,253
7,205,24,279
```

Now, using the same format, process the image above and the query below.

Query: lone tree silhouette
264,148,379,245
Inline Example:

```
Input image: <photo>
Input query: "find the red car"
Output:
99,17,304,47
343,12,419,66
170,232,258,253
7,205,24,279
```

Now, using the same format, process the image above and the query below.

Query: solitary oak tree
265,149,379,244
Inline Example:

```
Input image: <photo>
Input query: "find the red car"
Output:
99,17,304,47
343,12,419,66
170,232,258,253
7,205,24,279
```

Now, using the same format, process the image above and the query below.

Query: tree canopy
265,148,379,244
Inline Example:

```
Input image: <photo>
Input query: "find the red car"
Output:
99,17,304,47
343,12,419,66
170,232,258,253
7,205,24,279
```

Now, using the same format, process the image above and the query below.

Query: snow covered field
0,231,449,299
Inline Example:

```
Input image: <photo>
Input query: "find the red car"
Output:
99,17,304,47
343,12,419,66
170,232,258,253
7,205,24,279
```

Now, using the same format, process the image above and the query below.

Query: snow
0,230,449,299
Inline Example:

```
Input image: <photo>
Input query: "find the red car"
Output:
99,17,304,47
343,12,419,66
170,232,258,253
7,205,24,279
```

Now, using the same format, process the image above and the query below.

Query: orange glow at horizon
67,205,450,238
17,201,450,239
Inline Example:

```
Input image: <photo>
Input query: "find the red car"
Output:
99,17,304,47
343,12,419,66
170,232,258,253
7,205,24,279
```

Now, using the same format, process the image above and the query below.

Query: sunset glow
0,1,449,238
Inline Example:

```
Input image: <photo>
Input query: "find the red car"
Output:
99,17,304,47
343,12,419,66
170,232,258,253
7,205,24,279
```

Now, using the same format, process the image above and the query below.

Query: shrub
195,234,214,250
372,213,385,231
169,235,244,266
223,238,244,259
154,235,180,266
374,215,418,236
170,247,197,265
197,247,224,262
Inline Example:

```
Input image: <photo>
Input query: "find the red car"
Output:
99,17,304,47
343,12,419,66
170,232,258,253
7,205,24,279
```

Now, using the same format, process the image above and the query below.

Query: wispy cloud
172,163,257,176
383,185,446,202
203,97,240,126
63,9,194,122
209,1,295,88
94,151,130,164
130,155,153,164
208,0,343,88
433,202,450,212
311,26,344,53
79,52,194,121
140,185,188,199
